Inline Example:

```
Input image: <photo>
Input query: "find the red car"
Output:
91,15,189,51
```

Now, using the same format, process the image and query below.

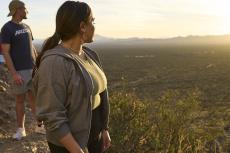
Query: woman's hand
60,132,85,153
102,130,111,152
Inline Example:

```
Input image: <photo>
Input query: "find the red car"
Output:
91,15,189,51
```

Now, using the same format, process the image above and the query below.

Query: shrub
108,89,224,153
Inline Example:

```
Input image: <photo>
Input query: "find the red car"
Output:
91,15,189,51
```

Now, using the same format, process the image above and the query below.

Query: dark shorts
88,106,104,153
48,142,89,153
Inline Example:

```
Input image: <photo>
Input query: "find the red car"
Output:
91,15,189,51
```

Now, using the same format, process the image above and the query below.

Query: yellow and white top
74,52,107,110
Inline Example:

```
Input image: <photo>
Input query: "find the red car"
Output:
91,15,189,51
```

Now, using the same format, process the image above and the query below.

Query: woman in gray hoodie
33,1,111,153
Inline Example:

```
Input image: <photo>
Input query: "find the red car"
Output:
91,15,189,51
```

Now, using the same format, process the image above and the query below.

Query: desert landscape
1,36,230,152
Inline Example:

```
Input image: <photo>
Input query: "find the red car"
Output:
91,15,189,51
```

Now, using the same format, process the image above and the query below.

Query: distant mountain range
95,34,230,45
34,34,230,51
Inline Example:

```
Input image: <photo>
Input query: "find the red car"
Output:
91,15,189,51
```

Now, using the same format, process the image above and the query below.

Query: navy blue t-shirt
1,21,34,71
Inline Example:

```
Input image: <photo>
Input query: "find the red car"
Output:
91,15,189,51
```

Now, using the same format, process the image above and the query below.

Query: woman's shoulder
42,46,73,62
40,48,74,71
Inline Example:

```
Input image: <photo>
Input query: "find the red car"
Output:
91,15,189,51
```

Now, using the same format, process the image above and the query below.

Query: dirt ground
0,66,49,153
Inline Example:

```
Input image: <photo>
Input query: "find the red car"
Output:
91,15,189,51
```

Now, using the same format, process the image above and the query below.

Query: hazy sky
1,0,230,39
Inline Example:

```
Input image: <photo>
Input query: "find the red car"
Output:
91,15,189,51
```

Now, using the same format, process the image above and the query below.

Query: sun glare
217,2,230,34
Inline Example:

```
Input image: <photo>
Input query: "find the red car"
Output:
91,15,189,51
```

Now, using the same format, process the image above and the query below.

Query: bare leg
27,90,36,116
15,94,26,128
27,90,42,125
27,90,45,134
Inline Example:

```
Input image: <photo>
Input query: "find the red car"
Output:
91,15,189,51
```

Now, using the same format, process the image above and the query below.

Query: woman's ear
80,21,86,33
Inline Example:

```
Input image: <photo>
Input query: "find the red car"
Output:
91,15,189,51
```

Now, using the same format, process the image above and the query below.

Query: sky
1,0,230,39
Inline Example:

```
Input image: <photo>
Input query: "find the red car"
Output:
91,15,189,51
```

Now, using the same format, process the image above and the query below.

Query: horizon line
34,33,230,41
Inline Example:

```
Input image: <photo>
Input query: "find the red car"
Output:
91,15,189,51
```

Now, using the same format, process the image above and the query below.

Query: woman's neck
61,37,83,55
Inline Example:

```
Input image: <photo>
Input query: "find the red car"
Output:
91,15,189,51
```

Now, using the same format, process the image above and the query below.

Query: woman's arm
100,89,110,130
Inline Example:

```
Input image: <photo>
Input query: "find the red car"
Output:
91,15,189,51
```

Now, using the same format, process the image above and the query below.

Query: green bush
108,89,224,153
108,91,152,153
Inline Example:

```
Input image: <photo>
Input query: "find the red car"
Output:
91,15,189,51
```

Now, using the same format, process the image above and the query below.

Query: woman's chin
85,38,94,43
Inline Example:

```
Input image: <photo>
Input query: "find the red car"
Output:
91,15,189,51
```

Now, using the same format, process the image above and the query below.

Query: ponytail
35,33,60,68
34,0,91,71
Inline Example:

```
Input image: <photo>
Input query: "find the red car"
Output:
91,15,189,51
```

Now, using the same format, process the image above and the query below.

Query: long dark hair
35,1,91,68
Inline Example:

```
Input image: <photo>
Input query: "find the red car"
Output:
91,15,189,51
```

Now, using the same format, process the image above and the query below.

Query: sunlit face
83,13,95,43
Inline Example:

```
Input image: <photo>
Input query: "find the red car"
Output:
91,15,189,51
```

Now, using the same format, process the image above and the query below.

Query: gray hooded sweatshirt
33,45,109,148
